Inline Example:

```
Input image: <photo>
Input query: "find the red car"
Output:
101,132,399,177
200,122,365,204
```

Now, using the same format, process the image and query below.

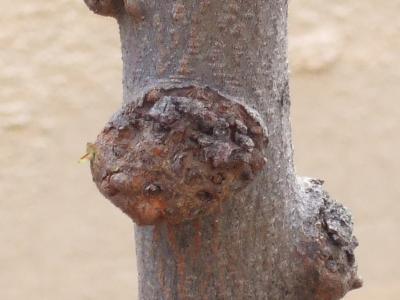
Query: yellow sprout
79,143,96,164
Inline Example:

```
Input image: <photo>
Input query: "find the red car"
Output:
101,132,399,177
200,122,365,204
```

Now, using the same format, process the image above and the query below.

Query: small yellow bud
79,143,96,163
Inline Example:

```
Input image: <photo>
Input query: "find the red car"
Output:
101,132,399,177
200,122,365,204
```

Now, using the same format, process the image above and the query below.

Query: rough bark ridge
84,0,362,299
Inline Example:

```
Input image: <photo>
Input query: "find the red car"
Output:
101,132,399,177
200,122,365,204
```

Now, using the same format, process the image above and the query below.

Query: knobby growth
90,86,267,225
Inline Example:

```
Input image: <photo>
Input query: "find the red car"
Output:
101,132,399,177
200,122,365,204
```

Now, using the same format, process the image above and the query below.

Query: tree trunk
84,0,362,299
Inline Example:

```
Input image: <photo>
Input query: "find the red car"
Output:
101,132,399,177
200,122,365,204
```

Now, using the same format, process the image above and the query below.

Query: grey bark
84,0,362,299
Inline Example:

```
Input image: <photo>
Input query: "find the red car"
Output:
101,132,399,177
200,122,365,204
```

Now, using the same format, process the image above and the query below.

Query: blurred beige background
1,1,399,299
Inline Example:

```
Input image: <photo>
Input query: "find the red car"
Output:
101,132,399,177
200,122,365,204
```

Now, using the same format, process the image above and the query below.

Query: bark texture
90,86,268,225
84,0,362,299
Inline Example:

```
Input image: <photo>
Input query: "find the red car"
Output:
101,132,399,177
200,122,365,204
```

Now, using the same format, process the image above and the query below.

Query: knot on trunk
295,178,363,300
83,0,122,17
84,0,144,20
89,86,268,225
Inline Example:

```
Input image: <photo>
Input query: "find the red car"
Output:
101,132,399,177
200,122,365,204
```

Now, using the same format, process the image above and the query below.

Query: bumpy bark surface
90,86,267,225
83,0,362,299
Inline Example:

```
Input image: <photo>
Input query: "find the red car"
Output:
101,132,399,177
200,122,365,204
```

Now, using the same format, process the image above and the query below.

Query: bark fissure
83,0,362,299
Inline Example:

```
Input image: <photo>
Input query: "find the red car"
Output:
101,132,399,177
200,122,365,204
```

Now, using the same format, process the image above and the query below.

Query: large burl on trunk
83,0,362,299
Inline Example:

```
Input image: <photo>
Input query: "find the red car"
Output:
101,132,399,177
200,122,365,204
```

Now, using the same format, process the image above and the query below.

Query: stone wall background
1,1,399,299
